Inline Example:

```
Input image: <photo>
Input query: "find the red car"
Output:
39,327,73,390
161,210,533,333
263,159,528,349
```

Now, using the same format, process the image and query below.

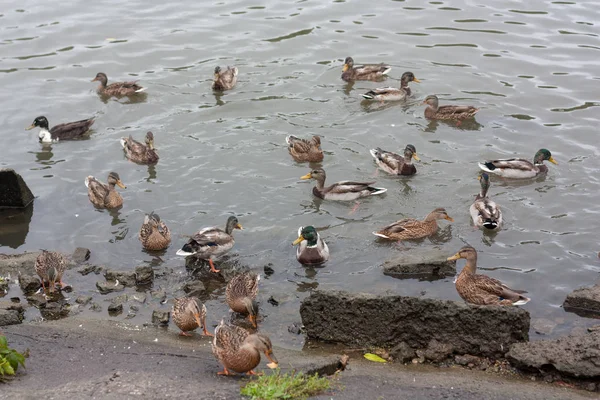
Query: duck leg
208,258,221,273
349,201,361,214
201,314,214,337
217,367,233,376
178,331,193,337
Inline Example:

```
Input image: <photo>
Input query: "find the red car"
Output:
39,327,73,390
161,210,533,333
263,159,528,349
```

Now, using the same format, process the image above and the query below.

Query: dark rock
182,281,206,298
563,282,600,317
531,318,557,336
26,294,48,308
40,301,69,320
0,279,8,296
96,281,125,294
268,296,279,306
184,256,240,287
89,302,102,312
19,274,41,295
424,339,454,362
72,247,91,264
264,263,275,277
382,249,456,281
0,309,22,326
108,302,123,316
454,354,481,367
288,322,303,335
300,290,530,358
135,265,154,286
104,270,136,287
152,310,170,326
0,252,39,276
507,330,600,378
0,169,34,209
78,264,103,276
390,341,415,363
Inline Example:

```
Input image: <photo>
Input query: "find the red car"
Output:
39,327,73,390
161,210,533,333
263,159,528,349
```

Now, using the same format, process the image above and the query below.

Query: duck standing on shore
226,272,260,328
34,250,68,293
172,297,213,337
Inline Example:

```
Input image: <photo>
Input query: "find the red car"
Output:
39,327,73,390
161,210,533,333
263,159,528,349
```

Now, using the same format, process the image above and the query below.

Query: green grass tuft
240,369,331,400
0,335,28,382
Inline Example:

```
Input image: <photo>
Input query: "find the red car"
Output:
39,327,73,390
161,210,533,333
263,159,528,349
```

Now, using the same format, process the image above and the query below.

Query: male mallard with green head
120,131,159,165
470,173,502,230
341,56,391,82
478,148,557,179
212,320,278,375
139,212,171,251
292,226,329,265
85,172,126,209
91,72,146,97
172,297,213,336
226,272,260,328
373,208,453,241
35,250,68,293
448,246,530,306
362,72,420,102
423,95,479,120
176,216,243,273
26,116,94,143
301,168,387,201
369,144,420,176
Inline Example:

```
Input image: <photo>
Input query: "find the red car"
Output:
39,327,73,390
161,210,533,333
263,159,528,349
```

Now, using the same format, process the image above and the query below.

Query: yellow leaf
364,353,387,363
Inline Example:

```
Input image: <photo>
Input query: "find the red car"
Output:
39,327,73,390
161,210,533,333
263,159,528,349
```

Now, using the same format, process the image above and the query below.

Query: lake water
1,0,599,349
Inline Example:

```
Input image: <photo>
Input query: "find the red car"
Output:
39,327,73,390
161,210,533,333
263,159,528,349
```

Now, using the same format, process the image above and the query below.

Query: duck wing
106,81,144,96
479,158,534,172
437,105,479,118
50,118,94,139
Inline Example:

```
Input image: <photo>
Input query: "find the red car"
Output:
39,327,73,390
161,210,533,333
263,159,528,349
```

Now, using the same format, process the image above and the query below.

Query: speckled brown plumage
139,212,171,251
212,320,278,375
341,56,391,82
225,272,259,327
448,246,530,306
369,144,419,176
172,297,212,336
212,66,238,91
286,135,324,162
35,250,68,292
121,131,159,165
92,72,145,97
423,95,479,121
373,208,454,241
85,172,126,209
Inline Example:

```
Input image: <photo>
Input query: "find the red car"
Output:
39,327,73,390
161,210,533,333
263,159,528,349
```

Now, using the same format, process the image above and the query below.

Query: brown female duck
341,56,391,82
212,320,278,375
26,116,94,143
362,72,420,102
139,212,171,251
286,135,324,162
447,246,530,306
120,131,159,165
226,272,260,328
373,208,453,241
84,172,126,209
301,168,387,201
35,250,68,293
172,297,213,336
369,144,420,176
212,66,238,91
423,95,479,120
91,72,145,97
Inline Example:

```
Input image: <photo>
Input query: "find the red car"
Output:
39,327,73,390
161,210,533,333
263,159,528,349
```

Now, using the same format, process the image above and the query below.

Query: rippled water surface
1,0,599,348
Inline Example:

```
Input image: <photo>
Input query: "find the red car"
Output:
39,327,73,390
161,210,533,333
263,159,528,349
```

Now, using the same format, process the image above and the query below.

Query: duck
35,250,68,293
478,149,557,179
176,216,243,273
172,297,213,337
286,135,324,163
369,144,419,176
292,226,330,265
84,172,126,209
470,173,502,230
139,212,171,251
447,246,530,306
91,72,145,97
120,131,159,165
226,272,260,328
212,320,278,375
212,66,238,91
300,168,387,201
26,116,94,143
373,208,454,241
341,56,391,82
361,72,420,101
423,95,479,120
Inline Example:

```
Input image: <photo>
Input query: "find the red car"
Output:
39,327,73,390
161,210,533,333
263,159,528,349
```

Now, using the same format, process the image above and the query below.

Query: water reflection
213,92,225,106
423,118,483,133
32,146,54,163
0,203,33,248
146,164,157,182
98,92,148,105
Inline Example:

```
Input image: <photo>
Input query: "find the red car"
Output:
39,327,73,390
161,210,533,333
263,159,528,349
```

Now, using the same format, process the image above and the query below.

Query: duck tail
369,187,387,195
286,135,299,146
362,91,376,100
135,87,147,93
382,66,392,75
369,148,382,160
119,137,128,148
482,219,499,230
513,295,531,306
478,162,496,172
84,176,94,188
176,243,195,256
372,231,390,239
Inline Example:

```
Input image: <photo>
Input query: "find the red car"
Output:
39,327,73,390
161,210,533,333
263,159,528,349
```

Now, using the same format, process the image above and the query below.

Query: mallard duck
26,116,94,143
120,131,159,165
226,272,260,328
300,168,387,201
172,297,213,336
84,172,126,209
91,72,145,97
373,208,453,240
292,226,329,265
361,72,420,101
447,246,530,306
470,173,502,230
176,216,243,273
341,56,391,82
212,66,238,91
478,148,558,179
212,320,278,375
423,95,479,120
35,250,68,293
139,212,171,251
369,144,419,176
286,135,324,163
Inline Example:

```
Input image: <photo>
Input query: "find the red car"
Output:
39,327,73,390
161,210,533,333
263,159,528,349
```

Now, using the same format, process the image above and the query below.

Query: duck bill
235,223,243,230
194,313,202,328
342,64,349,72
548,156,558,165
300,173,312,180
413,78,421,83
116,180,127,189
26,124,35,130
265,350,278,367
412,153,420,161
91,77,98,82
248,314,257,328
447,253,461,261
445,216,454,222
292,235,305,246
